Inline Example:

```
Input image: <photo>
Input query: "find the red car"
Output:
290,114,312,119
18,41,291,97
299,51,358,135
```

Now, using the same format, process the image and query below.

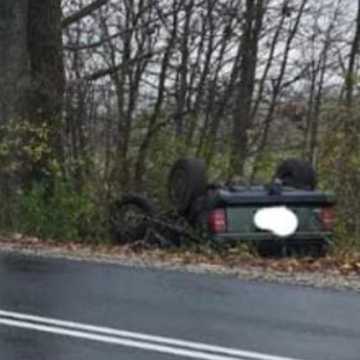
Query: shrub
17,178,107,242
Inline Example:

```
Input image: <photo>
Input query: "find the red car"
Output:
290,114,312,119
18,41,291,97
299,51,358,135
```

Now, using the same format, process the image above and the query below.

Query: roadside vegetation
0,0,359,259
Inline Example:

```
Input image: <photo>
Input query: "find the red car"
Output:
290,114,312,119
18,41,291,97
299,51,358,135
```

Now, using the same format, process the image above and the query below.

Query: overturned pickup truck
109,158,336,256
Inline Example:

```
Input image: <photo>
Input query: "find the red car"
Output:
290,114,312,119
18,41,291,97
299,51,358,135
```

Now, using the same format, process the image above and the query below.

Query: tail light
319,207,336,231
208,208,227,233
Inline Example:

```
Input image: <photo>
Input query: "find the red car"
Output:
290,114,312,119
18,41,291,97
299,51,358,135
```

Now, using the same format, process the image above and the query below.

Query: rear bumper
211,232,332,244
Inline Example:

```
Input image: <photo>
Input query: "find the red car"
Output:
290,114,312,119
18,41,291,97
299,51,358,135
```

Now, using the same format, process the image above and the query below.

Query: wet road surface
0,252,359,360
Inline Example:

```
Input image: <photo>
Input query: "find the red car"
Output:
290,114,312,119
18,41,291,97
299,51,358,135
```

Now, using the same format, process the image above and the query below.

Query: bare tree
250,0,308,178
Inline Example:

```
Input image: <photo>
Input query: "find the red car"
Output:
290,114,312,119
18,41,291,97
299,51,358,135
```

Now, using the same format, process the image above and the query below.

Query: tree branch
83,52,155,81
62,0,110,28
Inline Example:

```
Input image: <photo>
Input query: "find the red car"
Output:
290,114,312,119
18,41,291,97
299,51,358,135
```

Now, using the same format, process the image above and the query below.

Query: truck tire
109,194,156,243
168,158,208,214
274,158,317,190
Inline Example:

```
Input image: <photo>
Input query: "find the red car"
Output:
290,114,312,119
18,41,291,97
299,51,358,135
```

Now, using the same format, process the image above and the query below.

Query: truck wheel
109,194,156,243
168,158,208,214
274,158,317,190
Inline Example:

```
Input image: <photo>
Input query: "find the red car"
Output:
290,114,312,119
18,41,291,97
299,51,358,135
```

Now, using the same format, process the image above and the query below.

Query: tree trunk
230,0,264,177
345,0,360,108
0,0,30,123
27,0,65,154
0,0,65,187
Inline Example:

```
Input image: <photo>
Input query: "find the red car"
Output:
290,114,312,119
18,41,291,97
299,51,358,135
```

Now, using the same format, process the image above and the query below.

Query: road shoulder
0,234,359,293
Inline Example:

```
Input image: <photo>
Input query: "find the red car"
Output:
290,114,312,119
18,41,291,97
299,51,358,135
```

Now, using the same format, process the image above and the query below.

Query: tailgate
211,188,335,236
226,206,323,234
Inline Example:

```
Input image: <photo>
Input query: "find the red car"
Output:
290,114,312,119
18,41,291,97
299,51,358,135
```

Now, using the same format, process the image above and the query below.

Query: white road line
0,309,304,360
0,318,246,360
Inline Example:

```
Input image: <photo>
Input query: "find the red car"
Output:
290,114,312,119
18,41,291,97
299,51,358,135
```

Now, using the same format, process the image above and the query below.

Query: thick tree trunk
230,0,264,177
0,0,30,123
0,0,64,124
0,0,65,186
27,0,65,153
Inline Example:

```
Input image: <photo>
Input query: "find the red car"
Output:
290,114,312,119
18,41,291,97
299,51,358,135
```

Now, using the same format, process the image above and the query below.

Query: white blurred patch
254,206,298,237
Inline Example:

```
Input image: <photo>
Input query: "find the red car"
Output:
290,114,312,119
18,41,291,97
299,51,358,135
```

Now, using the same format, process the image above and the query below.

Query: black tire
168,158,208,214
109,194,156,243
274,158,317,190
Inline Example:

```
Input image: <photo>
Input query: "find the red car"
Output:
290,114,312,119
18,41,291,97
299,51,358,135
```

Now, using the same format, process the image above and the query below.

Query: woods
0,0,359,247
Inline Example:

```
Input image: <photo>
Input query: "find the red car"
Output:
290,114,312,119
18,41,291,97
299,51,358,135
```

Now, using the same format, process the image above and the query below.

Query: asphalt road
0,252,359,360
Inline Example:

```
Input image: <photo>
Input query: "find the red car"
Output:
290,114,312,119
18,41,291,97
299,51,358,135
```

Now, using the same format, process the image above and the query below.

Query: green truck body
205,187,335,246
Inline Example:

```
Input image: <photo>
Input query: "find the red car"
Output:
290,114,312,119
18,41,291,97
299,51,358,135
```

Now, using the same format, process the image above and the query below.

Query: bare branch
62,0,110,28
